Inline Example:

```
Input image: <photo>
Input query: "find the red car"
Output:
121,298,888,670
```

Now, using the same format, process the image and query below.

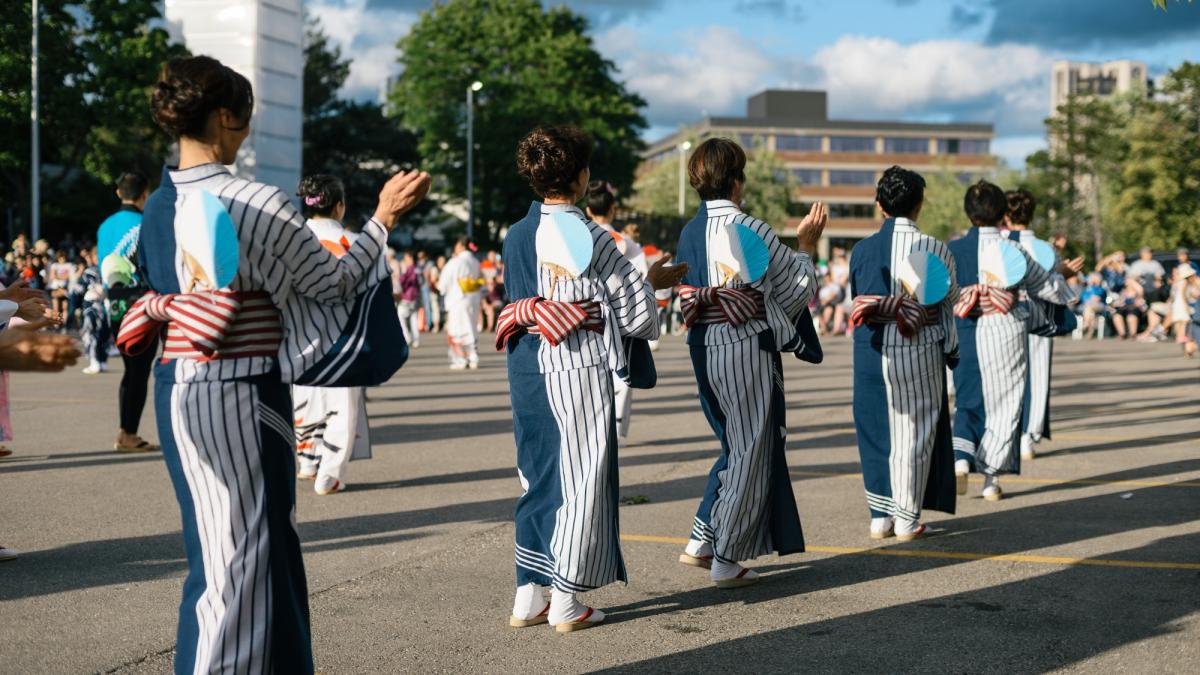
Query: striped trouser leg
157,374,312,675
544,366,624,592
703,338,774,565
1024,334,1051,443
316,387,359,482
876,343,944,521
974,317,1027,475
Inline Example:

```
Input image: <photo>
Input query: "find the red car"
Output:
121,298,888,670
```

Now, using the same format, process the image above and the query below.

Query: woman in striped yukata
849,166,959,542
674,138,824,588
291,175,371,496
1004,190,1084,461
127,56,429,674
948,181,1076,502
585,179,649,439
500,126,683,632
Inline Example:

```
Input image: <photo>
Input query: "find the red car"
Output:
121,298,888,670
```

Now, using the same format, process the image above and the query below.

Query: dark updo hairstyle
297,174,346,218
151,56,254,140
964,180,1007,227
516,125,593,199
116,172,150,201
1005,189,1036,226
586,179,617,217
875,166,926,219
688,138,746,201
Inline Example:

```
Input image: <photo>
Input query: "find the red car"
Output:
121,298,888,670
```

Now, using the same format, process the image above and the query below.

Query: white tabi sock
982,474,1000,491
1020,435,1035,458
685,539,712,557
511,583,549,620
955,459,970,475
710,559,759,582
895,517,922,535
870,516,894,534
550,589,602,625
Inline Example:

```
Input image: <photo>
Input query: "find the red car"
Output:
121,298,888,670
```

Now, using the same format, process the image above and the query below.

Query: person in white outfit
292,174,372,495
438,238,484,369
586,179,647,439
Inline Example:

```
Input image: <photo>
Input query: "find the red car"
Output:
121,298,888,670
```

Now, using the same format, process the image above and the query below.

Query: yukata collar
892,217,919,231
705,199,740,213
168,162,230,185
542,202,586,220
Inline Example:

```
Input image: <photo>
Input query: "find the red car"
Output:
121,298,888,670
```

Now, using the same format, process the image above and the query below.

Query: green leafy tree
917,165,971,243
1,0,186,239
629,133,700,218
302,16,419,226
389,0,646,241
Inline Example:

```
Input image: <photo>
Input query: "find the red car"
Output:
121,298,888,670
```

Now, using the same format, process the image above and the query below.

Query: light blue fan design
175,191,240,291
538,212,595,279
1029,239,1057,272
981,240,1028,289
714,223,770,285
897,251,951,305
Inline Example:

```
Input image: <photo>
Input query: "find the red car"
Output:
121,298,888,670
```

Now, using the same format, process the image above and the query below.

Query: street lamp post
677,140,692,216
466,80,483,239
31,0,40,243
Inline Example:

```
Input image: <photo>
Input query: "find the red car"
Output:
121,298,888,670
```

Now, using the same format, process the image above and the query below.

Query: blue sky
309,0,1200,167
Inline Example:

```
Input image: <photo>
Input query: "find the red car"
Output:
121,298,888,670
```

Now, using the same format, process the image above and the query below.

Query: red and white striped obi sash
850,295,938,338
116,290,283,361
954,285,1017,319
678,285,766,328
494,296,604,349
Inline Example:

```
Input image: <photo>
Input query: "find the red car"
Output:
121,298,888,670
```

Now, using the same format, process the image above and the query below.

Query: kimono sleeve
748,217,816,320
597,236,659,340
262,189,388,303
1022,248,1076,305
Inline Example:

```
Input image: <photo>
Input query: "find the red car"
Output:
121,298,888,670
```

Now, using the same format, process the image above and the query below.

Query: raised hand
1058,256,1085,279
373,170,433,228
647,253,688,291
15,296,51,323
795,202,828,256
0,280,45,304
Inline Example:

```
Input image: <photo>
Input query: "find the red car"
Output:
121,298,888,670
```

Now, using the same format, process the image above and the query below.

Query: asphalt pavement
1,335,1197,674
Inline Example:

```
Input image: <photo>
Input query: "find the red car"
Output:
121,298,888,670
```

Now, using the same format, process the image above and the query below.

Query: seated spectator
1111,279,1148,339
1079,272,1110,339
1176,248,1200,277
1129,246,1165,289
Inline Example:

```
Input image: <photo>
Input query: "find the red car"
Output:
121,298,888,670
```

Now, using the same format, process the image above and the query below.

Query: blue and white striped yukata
850,218,959,522
948,227,1075,476
139,163,392,675
503,202,659,593
675,200,815,565
1007,229,1054,454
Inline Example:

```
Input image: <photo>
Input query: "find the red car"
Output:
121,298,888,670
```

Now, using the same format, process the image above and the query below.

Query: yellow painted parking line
619,534,1200,571
788,470,1200,489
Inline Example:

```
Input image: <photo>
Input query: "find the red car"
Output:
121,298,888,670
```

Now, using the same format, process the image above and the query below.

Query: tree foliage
389,0,646,241
1023,62,1200,260
1,0,187,239
302,16,419,227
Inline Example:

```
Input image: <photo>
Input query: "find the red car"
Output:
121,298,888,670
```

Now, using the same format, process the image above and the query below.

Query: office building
1050,60,1151,115
642,90,995,250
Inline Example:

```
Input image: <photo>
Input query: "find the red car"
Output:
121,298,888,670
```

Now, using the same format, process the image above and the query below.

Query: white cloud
597,25,800,128
308,0,416,101
810,36,1052,136
602,28,1053,152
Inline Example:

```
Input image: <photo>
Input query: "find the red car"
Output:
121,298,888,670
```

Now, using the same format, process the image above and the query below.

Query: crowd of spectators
0,234,102,333
387,245,508,339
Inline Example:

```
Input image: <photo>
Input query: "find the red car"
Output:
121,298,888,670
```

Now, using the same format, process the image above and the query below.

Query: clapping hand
373,170,433,229
0,323,80,372
0,280,45,304
647,253,688,291
1058,256,1085,279
795,202,828,256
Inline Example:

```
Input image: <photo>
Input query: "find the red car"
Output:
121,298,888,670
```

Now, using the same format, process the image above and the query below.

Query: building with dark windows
641,90,995,253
